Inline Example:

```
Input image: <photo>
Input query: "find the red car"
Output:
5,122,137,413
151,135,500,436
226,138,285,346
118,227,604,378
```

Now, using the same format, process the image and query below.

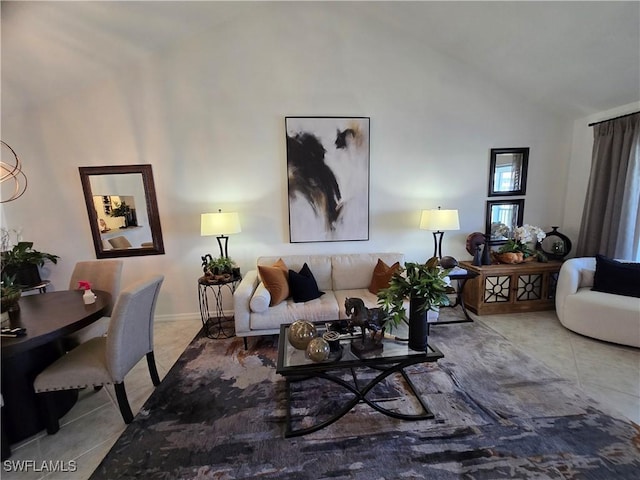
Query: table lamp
419,207,460,259
201,210,241,258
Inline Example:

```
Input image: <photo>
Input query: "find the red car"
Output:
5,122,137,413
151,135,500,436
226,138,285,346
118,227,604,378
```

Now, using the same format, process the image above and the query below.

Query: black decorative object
473,246,482,266
345,297,385,356
481,236,492,265
440,256,458,269
408,296,428,352
540,227,572,261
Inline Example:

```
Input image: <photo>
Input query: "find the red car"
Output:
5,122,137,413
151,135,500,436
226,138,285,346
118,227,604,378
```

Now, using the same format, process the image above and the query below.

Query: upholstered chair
34,275,164,433
65,260,123,346
108,236,132,249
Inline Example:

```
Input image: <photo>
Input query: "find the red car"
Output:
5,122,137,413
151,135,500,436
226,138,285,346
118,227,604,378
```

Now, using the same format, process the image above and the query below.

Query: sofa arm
556,257,596,321
233,270,259,336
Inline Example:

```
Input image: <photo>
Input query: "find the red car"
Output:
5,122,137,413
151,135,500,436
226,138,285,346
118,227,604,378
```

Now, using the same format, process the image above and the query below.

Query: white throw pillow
250,282,271,313
579,268,595,287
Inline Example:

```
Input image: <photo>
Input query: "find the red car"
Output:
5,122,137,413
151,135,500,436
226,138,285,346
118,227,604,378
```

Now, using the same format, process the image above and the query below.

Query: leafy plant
110,201,130,217
1,241,59,268
377,257,451,331
1,274,22,311
205,256,236,275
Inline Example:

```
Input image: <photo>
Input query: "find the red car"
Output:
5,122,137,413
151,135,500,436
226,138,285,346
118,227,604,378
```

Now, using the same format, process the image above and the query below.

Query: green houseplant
1,274,22,314
377,257,451,351
201,254,240,281
1,241,59,288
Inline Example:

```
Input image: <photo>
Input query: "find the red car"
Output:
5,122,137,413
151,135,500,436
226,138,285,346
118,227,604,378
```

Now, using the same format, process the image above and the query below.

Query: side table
198,275,241,339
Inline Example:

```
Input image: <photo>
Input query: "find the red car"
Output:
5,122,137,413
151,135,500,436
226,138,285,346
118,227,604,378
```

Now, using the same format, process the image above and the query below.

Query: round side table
198,275,241,339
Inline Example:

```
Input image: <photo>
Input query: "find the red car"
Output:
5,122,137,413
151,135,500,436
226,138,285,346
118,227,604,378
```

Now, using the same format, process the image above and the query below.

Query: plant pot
3,264,41,288
408,295,428,352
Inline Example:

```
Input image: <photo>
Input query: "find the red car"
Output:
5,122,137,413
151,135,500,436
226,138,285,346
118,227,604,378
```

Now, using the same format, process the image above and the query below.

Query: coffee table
276,321,444,437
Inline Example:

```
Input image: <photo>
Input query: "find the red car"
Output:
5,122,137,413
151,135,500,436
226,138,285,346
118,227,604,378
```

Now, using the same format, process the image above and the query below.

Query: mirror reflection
486,199,525,244
79,165,164,258
489,148,528,196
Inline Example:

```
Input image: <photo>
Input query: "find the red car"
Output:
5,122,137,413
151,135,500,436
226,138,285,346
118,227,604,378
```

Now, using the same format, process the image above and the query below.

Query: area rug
90,320,640,479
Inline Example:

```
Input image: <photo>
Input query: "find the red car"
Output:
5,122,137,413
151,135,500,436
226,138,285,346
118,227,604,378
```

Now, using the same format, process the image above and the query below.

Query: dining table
1,289,111,450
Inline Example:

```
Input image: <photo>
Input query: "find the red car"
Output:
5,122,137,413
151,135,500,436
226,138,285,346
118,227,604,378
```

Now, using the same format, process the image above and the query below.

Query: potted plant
496,224,547,264
377,257,451,351
1,274,22,318
1,241,59,288
201,254,240,281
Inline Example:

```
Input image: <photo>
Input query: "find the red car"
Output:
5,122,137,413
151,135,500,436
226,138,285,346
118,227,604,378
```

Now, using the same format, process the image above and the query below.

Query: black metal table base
283,360,435,438
203,316,235,339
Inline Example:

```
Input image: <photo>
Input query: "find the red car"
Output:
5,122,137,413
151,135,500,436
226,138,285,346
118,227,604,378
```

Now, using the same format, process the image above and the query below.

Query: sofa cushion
258,256,333,291
332,253,404,291
289,263,325,303
258,258,290,306
249,291,339,330
592,255,640,298
249,282,271,313
368,258,401,294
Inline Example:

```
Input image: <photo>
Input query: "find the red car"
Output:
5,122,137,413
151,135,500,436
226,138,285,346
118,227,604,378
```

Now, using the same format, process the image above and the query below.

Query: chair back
68,260,123,317
106,275,164,382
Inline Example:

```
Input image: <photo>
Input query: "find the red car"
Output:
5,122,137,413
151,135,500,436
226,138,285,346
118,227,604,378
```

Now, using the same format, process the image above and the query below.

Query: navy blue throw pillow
288,263,324,303
592,254,640,298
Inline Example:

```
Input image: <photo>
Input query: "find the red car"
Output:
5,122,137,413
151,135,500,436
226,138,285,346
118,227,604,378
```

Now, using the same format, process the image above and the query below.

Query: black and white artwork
286,117,370,242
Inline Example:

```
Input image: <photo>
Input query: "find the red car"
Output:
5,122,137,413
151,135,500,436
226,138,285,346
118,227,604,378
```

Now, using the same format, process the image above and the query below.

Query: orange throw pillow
368,258,400,294
258,258,290,306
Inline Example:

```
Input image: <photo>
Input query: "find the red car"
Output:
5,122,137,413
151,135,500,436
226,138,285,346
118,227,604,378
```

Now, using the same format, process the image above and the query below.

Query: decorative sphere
306,337,330,362
288,320,317,350
440,256,459,269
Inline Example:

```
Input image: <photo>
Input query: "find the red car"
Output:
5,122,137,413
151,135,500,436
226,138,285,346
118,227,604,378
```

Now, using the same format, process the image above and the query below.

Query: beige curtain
577,112,640,260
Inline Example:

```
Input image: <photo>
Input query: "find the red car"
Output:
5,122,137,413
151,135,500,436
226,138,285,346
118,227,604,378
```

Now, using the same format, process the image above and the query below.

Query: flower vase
408,296,428,352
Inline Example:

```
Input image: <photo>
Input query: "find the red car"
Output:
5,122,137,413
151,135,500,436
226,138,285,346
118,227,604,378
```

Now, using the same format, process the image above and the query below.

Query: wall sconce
419,206,460,259
201,210,241,258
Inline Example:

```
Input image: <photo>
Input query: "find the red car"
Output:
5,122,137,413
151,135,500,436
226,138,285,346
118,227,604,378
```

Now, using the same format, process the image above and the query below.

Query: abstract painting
286,117,370,242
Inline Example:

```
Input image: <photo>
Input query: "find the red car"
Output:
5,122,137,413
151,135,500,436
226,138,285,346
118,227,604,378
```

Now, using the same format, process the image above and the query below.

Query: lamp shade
419,208,460,231
201,211,241,236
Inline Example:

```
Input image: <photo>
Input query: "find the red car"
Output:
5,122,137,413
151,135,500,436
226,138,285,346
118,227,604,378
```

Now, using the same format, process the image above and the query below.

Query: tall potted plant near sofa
0,241,59,288
377,257,451,351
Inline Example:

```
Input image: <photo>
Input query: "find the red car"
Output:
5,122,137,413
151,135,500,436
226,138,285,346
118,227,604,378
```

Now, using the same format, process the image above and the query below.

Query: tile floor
3,312,639,480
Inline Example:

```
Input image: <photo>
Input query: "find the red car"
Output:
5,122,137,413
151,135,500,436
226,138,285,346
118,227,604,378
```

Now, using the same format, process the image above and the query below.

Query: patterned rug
90,319,640,479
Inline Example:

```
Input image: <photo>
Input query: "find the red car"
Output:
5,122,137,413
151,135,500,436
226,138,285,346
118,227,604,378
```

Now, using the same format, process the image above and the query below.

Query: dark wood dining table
1,289,111,449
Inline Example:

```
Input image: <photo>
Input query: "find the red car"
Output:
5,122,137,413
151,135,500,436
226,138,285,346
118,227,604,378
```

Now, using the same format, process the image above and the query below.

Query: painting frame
285,116,370,243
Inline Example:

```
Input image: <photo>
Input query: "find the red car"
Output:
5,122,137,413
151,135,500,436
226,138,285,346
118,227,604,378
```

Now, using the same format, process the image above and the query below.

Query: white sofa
233,252,404,346
555,257,640,348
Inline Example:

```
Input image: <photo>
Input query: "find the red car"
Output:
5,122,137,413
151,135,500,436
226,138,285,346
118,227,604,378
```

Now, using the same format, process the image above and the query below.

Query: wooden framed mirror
488,147,529,196
485,199,525,244
79,165,165,258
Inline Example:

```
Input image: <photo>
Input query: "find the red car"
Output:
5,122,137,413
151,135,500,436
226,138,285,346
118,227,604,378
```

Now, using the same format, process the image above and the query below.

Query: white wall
1,3,574,319
563,101,640,246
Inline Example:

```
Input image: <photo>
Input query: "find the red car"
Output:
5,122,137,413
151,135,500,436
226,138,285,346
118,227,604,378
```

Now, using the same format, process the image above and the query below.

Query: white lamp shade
201,212,241,236
419,209,460,231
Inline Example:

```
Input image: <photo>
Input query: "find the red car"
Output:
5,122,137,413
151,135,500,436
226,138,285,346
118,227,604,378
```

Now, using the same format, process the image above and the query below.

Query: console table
459,260,562,315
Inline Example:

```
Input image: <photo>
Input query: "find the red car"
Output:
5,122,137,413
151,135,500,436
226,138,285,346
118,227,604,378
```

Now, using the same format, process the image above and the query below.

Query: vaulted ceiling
2,1,639,119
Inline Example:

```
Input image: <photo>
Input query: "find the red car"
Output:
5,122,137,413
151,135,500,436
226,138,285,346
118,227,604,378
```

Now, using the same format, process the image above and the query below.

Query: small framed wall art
488,147,529,197
285,116,370,243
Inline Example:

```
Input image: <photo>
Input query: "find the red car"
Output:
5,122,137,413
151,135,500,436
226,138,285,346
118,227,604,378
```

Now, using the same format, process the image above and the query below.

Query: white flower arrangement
513,225,546,244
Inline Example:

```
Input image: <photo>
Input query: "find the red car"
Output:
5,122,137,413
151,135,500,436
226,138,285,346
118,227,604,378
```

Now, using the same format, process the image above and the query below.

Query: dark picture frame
285,116,370,242
488,147,529,197
79,165,165,258
485,199,525,245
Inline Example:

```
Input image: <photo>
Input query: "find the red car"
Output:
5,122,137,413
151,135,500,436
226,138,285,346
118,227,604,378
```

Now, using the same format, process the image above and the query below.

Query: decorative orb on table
288,320,317,350
306,337,330,362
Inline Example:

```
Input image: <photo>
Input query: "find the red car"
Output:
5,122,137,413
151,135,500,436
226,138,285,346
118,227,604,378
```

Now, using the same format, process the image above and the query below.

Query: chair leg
114,383,134,424
243,337,248,350
38,392,60,435
146,351,161,386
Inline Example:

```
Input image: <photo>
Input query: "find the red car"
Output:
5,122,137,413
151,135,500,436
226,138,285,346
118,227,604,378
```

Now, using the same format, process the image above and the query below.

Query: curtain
576,113,640,260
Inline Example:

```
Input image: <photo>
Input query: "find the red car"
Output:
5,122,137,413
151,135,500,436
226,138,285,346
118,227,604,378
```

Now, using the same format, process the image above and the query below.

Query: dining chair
108,236,132,249
34,274,164,434
65,260,123,346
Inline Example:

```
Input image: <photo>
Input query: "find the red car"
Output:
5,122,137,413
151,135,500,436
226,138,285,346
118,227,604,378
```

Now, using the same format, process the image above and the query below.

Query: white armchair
555,257,640,347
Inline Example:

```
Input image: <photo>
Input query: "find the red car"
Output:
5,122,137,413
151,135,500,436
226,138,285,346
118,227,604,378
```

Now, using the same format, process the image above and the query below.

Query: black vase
408,296,428,352
481,236,492,265
472,246,482,266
